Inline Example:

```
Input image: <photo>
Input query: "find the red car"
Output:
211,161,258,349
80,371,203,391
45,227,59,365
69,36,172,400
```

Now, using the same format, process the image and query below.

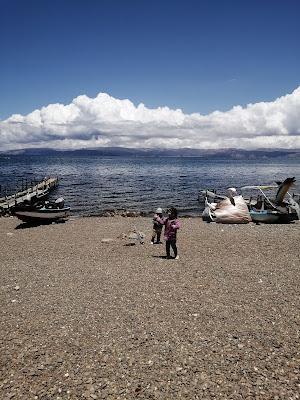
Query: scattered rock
101,238,114,243
135,385,142,393
120,230,145,244
101,210,116,217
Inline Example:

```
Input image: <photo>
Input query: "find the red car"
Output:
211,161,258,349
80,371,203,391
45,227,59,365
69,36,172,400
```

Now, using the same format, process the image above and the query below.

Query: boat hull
249,210,297,224
15,207,70,222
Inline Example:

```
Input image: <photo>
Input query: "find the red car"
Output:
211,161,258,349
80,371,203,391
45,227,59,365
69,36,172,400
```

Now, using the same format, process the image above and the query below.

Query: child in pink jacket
154,207,181,259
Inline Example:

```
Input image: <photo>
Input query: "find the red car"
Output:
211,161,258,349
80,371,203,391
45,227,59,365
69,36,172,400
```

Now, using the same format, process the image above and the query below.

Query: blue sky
0,0,299,120
1,0,300,151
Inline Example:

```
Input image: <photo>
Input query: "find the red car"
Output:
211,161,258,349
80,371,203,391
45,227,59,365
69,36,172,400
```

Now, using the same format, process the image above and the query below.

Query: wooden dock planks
0,177,58,213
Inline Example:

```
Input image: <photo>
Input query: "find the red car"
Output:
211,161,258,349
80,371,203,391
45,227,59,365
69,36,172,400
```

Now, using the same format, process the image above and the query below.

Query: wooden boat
14,198,70,223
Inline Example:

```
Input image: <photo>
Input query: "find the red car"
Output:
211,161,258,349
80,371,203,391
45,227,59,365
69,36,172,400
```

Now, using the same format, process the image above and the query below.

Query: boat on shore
200,188,252,224
14,198,70,223
248,209,292,224
241,178,299,223
200,177,300,224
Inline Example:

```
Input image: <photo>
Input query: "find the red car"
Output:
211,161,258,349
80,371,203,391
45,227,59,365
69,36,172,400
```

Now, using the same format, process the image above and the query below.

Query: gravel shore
1,216,300,399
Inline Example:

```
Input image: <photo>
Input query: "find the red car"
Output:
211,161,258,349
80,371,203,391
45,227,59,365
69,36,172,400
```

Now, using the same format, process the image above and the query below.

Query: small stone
101,238,114,243
14,286,20,291
88,385,95,393
135,385,142,393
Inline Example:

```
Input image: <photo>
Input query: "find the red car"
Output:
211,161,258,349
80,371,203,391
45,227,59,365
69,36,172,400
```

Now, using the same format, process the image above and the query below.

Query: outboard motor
55,197,65,209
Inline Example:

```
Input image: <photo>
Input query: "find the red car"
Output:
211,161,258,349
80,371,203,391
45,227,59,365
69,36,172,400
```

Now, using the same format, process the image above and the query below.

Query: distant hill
1,147,300,159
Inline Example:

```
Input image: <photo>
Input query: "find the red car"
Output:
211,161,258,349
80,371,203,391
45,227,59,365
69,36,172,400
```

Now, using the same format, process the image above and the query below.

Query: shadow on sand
152,255,174,260
15,219,67,230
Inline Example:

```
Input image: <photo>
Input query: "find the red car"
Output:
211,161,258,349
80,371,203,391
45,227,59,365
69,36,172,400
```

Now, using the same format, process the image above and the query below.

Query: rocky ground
0,216,300,399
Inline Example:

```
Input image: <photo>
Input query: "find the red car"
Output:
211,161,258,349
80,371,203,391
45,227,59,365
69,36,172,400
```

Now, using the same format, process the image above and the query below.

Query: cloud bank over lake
1,87,300,151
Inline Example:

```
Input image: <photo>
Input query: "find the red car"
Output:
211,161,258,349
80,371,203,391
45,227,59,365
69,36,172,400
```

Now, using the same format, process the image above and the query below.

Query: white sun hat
156,207,163,214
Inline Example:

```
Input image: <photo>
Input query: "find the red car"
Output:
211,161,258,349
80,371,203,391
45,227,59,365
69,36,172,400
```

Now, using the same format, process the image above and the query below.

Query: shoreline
1,207,204,219
1,216,299,398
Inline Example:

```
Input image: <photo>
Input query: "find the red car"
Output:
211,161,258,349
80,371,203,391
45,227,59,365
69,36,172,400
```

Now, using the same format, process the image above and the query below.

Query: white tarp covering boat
204,194,252,224
201,178,299,224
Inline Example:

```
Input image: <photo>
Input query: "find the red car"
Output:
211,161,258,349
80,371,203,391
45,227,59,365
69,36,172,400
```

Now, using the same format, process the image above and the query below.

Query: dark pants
151,228,162,243
166,240,177,258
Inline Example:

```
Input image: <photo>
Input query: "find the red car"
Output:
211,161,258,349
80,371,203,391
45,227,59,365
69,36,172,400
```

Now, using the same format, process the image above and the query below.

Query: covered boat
200,178,300,224
201,188,252,224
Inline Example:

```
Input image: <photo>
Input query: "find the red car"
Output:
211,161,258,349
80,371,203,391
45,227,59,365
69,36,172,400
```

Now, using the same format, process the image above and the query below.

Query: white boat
249,209,282,224
15,207,70,222
14,198,70,223
241,178,299,224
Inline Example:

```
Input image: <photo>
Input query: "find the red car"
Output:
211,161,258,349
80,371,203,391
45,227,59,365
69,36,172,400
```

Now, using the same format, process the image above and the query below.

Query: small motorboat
14,197,70,223
241,178,300,224
249,209,286,224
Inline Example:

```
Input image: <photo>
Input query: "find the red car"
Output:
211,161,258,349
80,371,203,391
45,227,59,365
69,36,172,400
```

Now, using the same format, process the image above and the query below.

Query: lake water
0,155,299,216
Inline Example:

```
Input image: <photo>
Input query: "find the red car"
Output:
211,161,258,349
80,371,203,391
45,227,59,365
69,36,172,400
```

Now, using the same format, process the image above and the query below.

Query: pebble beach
1,216,300,399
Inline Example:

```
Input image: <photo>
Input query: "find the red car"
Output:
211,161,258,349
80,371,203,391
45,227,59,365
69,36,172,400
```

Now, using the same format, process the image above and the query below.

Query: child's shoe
174,255,179,260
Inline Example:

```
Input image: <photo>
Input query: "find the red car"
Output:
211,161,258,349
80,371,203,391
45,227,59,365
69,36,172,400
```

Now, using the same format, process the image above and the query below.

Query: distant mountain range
1,147,300,159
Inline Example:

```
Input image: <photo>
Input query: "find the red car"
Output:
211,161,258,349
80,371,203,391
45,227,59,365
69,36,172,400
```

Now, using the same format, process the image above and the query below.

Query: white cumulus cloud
1,88,300,151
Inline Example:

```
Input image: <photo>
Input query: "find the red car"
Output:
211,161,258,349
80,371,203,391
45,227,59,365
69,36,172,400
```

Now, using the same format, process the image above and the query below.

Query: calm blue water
0,155,299,216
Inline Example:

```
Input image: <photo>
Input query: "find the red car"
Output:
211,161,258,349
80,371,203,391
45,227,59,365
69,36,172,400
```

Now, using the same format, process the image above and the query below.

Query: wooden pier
0,177,58,215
